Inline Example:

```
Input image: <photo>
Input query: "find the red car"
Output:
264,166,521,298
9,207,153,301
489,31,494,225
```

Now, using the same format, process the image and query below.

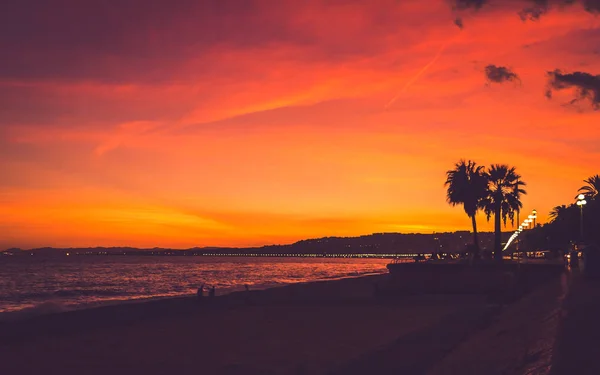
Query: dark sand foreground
0,273,566,375
550,270,600,375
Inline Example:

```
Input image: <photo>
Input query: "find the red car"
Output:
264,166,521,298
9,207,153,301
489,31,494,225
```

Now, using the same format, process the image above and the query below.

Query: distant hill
2,231,505,257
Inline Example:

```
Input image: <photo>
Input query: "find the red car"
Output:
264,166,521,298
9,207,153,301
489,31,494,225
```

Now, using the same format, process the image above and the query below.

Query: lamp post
522,220,529,254
517,226,522,258
577,194,587,242
521,221,529,258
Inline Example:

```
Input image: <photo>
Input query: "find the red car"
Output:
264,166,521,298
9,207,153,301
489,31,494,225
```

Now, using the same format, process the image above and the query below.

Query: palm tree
578,174,600,200
481,164,526,261
445,160,488,257
549,205,568,223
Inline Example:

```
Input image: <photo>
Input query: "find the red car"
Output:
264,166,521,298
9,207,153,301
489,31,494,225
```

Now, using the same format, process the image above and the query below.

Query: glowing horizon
1,0,599,249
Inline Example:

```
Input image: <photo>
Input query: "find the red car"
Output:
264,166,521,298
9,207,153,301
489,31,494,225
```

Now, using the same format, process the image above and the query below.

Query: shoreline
0,273,391,341
0,270,388,322
1,269,566,375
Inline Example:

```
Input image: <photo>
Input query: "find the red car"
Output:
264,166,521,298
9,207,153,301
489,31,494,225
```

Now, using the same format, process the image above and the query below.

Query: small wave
316,270,384,280
0,301,70,321
1,288,130,301
53,288,128,297
0,291,54,300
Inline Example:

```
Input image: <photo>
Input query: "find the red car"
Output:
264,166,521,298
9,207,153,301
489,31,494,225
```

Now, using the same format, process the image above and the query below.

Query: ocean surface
0,256,389,318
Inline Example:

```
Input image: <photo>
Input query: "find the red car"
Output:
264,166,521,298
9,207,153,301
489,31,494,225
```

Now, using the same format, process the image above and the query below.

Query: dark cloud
484,65,521,84
530,0,600,16
454,17,465,29
451,0,600,22
518,1,550,21
582,0,600,12
516,0,600,21
452,0,489,10
546,70,600,109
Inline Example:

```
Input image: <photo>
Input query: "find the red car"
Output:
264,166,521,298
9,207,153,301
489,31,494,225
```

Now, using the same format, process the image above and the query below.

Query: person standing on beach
209,286,216,298
197,284,204,301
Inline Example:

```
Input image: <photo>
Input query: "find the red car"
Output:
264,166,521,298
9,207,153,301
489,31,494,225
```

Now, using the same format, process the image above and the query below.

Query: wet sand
0,273,564,375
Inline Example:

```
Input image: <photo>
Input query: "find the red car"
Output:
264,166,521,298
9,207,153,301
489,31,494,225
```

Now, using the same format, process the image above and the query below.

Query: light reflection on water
0,256,389,314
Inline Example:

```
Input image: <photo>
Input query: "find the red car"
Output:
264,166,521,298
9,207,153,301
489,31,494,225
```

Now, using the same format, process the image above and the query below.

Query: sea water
0,256,388,317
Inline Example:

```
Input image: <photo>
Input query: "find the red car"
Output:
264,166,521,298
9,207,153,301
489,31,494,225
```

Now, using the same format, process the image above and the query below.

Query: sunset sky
1,0,599,249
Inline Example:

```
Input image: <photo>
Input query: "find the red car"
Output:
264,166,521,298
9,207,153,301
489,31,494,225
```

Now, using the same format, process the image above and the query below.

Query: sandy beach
0,272,565,375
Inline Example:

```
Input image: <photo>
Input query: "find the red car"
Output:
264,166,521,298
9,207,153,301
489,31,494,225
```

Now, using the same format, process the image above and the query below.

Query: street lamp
577,194,587,241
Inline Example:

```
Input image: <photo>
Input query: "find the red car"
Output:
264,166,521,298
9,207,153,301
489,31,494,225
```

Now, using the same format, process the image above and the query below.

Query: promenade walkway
551,271,600,375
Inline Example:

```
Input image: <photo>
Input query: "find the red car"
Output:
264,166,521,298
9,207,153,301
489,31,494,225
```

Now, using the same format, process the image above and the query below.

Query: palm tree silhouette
578,174,600,199
445,160,488,258
481,164,526,261
549,205,568,223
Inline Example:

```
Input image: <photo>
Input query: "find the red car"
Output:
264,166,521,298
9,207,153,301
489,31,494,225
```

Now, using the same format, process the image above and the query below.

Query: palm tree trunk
471,214,480,260
494,204,502,261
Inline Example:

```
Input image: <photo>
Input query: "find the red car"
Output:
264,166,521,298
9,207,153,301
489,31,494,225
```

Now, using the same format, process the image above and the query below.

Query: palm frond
481,164,526,227
577,174,600,199
444,159,487,218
